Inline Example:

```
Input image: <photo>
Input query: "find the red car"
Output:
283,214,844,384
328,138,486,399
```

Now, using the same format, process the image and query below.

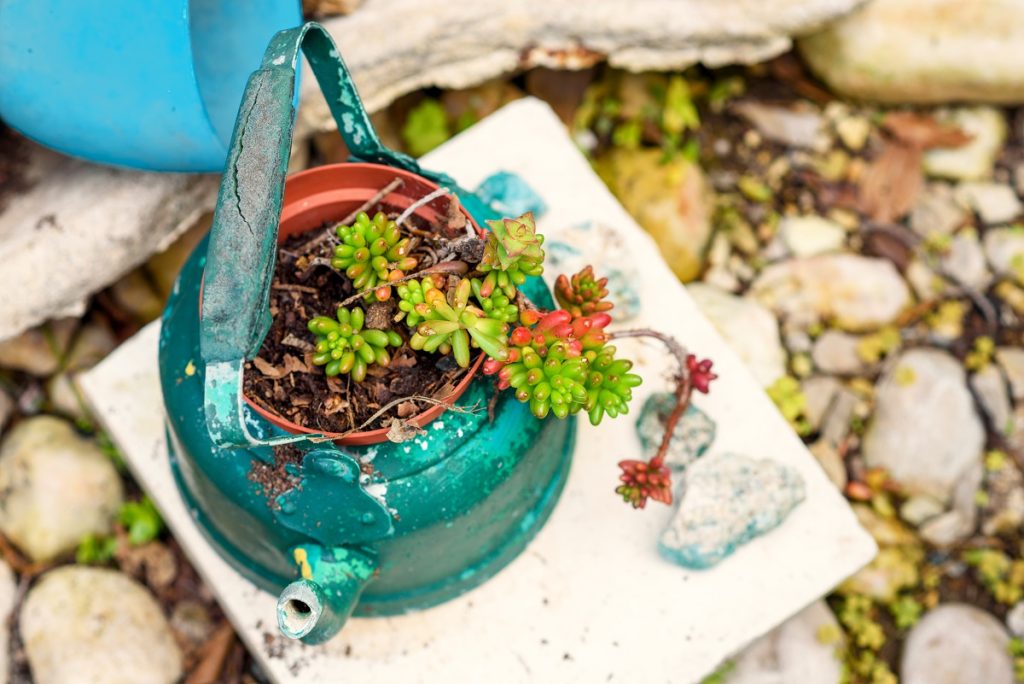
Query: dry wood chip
252,354,309,379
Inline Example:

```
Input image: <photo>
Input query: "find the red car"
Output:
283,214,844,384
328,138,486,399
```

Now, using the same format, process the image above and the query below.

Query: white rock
1007,602,1024,638
812,330,867,375
863,349,985,503
750,254,911,332
901,604,1013,684
0,416,123,561
780,216,846,257
733,102,827,151
900,495,945,526
956,182,1023,224
984,226,1024,278
687,284,786,388
0,142,217,342
971,365,1013,435
910,183,967,236
905,259,945,301
996,347,1024,401
300,0,863,132
925,108,1008,181
834,113,870,152
726,600,843,684
47,373,87,422
800,0,1024,105
0,560,14,684
941,232,992,290
21,567,183,684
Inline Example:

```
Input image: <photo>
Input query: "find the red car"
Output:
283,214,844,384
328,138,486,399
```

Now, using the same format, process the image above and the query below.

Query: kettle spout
277,544,377,644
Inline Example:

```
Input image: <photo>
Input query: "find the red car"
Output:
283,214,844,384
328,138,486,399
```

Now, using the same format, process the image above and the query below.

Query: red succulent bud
615,459,673,509
686,355,718,394
510,327,533,346
519,309,542,326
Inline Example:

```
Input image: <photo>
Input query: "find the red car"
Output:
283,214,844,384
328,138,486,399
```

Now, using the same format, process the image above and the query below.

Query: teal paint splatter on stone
659,452,806,570
474,171,548,218
635,392,716,471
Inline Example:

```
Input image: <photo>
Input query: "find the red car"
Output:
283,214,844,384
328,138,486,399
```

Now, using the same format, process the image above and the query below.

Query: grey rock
0,142,217,342
956,182,1023,224
901,604,1013,684
659,452,805,569
750,254,911,331
21,567,183,684
983,462,1024,537
301,0,864,133
984,227,1024,279
0,390,12,437
919,510,973,547
812,330,867,375
941,231,992,290
802,376,843,432
800,0,1024,105
820,387,859,448
996,347,1024,401
0,416,123,561
635,392,715,472
863,349,985,503
687,284,786,387
971,365,1013,435
726,600,843,684
809,439,847,490
733,102,827,151
0,319,77,376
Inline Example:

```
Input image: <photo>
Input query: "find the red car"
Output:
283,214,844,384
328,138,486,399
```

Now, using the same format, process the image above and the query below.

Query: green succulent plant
309,306,403,381
485,310,641,424
471,277,520,323
479,212,545,298
582,344,642,425
331,211,418,301
396,275,443,327
409,278,510,368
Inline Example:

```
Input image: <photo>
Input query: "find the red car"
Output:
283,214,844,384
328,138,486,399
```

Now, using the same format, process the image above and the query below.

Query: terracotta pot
243,162,485,445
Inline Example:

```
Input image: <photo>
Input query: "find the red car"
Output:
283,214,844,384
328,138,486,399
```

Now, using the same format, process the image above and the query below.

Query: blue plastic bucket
0,0,302,172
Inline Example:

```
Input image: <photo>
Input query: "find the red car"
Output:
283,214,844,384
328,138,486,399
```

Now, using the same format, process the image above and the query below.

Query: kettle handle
199,22,425,447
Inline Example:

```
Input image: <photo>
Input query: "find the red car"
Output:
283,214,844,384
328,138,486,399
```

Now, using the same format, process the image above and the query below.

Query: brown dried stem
609,329,691,469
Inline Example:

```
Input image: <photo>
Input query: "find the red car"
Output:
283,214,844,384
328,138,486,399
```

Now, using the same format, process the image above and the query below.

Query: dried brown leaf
386,418,426,443
252,354,309,379
882,112,972,150
859,143,924,223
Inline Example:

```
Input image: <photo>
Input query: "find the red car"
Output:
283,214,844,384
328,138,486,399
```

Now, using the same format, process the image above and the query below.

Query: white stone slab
79,98,875,684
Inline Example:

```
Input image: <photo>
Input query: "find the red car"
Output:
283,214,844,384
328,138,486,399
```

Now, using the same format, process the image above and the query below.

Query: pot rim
222,161,487,446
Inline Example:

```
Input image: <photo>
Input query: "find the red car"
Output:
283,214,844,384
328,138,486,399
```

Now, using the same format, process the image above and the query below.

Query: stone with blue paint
475,171,548,218
659,452,806,570
635,392,716,471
